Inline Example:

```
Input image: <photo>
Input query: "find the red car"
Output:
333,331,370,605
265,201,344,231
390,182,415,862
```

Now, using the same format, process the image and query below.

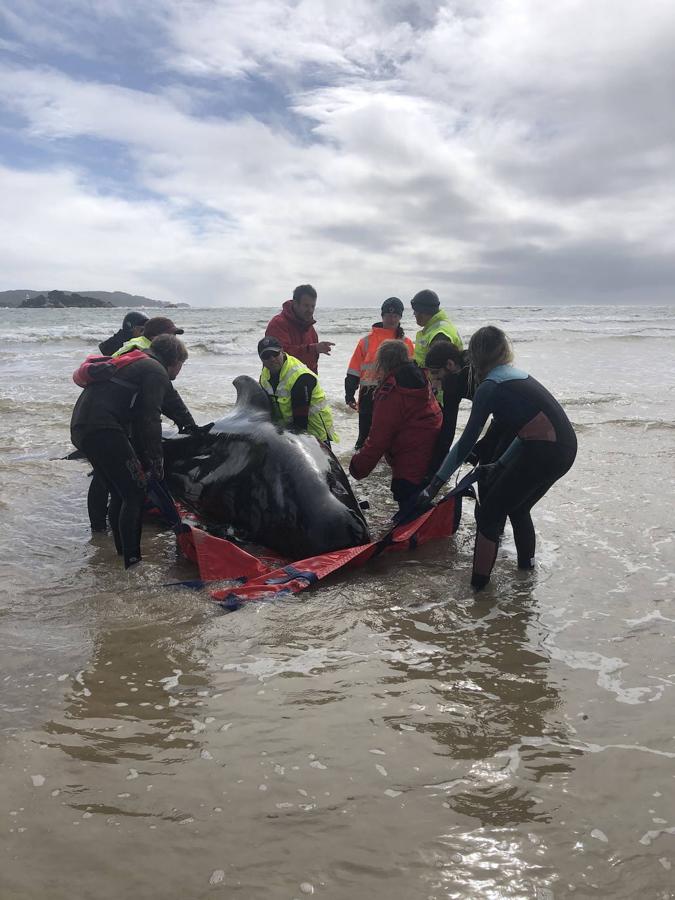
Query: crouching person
349,340,441,509
70,334,189,569
258,337,337,443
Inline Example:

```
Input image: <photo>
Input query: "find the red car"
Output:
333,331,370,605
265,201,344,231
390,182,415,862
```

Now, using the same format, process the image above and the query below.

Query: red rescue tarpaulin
175,479,472,609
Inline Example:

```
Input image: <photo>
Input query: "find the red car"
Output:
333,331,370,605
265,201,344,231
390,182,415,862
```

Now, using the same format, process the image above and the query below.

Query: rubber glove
179,422,214,435
392,475,445,526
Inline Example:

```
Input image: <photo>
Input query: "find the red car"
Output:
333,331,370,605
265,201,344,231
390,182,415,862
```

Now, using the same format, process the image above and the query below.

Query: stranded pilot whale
163,375,370,559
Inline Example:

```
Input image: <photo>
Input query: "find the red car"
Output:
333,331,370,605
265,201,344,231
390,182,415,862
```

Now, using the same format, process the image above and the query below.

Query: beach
1,304,674,899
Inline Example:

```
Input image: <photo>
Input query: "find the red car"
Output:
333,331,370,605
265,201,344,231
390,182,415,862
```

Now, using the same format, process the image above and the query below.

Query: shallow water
1,305,674,899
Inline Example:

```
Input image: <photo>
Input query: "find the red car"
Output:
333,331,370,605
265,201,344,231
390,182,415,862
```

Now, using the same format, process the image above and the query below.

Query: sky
1,0,674,307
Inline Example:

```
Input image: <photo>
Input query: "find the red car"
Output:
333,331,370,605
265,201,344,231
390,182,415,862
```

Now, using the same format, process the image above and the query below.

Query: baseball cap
143,316,185,339
381,296,404,316
258,336,283,359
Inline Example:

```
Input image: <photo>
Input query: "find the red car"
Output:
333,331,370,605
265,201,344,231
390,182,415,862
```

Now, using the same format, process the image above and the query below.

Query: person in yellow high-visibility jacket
410,289,463,406
258,336,337,444
345,297,414,449
410,289,463,365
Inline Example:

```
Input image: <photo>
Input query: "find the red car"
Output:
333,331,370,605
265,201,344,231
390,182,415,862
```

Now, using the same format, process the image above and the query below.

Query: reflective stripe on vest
266,358,305,399
414,312,463,365
350,329,410,387
112,335,152,358
260,354,338,443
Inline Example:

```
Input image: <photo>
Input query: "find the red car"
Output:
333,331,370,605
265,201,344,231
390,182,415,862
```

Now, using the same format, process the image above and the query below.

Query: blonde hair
376,339,410,377
468,326,513,383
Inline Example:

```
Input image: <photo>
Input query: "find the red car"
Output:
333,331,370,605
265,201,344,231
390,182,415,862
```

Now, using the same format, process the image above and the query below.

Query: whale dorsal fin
233,375,273,417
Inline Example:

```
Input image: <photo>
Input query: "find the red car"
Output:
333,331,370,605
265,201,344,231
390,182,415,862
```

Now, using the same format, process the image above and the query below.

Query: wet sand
1,306,674,898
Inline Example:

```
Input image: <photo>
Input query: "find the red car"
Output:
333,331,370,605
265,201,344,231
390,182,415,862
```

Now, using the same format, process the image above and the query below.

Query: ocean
1,304,674,899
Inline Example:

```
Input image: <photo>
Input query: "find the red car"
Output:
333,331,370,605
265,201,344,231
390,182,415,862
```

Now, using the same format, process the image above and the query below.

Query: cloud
162,0,432,80
0,0,674,304
0,163,244,301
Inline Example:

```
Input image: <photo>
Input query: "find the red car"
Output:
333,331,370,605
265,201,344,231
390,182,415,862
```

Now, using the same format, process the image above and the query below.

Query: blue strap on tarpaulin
264,565,319,586
146,476,183,530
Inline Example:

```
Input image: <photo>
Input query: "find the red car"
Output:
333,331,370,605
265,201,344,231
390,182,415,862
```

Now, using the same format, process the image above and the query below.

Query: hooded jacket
265,300,320,373
98,312,148,356
349,362,442,485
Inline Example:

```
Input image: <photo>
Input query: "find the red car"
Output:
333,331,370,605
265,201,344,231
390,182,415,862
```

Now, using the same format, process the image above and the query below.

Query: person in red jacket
265,284,334,373
349,339,442,509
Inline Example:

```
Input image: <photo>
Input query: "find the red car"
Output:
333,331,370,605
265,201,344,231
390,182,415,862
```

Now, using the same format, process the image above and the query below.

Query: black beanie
381,297,404,316
410,289,440,312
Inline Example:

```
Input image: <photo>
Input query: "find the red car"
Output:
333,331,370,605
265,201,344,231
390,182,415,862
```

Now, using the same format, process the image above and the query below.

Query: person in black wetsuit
98,311,149,356
425,339,472,468
424,340,514,475
415,326,577,590
85,341,200,532
71,334,190,569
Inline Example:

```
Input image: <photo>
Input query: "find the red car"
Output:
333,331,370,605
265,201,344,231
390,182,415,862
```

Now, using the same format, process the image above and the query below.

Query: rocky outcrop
19,290,114,309
2,289,189,308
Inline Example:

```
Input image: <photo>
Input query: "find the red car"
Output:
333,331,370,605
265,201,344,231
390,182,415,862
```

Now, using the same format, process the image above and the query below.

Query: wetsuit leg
356,388,375,449
81,431,147,568
472,443,576,588
509,510,536,568
87,471,110,532
507,444,577,568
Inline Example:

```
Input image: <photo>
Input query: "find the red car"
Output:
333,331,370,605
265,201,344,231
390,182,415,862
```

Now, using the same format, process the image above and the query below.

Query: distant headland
1,289,189,309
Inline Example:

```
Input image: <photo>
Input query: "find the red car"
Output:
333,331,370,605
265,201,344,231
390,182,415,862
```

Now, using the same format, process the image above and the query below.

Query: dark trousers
391,478,424,510
355,387,376,449
473,442,577,584
80,430,147,568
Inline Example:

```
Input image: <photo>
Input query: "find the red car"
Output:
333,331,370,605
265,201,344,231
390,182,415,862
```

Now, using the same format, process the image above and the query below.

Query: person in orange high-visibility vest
345,297,415,449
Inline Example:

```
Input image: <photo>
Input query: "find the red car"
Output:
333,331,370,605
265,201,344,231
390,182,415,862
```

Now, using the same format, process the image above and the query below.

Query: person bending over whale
258,336,337,444
412,326,577,590
71,334,190,569
98,311,148,356
424,339,514,480
87,327,201,532
424,339,473,469
349,339,441,509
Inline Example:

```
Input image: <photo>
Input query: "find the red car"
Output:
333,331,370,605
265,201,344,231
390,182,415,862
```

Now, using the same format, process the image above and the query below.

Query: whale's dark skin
162,376,370,558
